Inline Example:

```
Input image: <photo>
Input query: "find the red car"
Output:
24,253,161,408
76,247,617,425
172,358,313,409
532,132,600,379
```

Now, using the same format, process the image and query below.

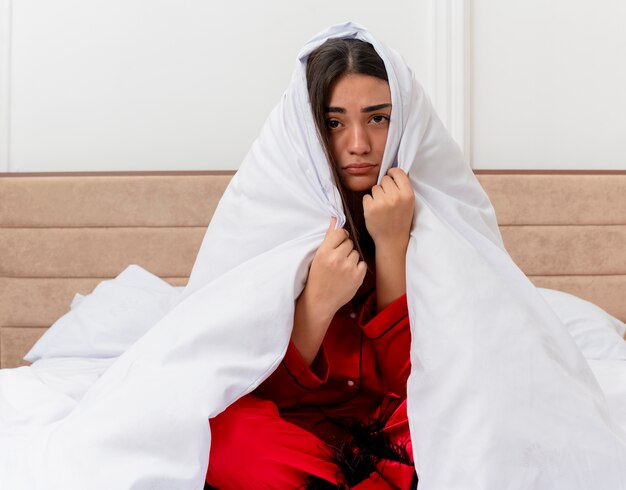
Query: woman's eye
372,115,389,124
326,119,340,130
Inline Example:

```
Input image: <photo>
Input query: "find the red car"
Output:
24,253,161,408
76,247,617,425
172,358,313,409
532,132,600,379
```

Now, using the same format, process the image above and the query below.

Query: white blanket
2,22,626,490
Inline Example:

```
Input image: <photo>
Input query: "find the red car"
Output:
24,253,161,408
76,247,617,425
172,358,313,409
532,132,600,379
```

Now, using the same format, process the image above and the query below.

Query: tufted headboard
1,170,625,368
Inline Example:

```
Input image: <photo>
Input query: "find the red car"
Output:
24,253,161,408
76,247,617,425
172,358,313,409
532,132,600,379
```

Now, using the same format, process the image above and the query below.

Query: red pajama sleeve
359,292,412,398
253,339,330,406
254,291,411,405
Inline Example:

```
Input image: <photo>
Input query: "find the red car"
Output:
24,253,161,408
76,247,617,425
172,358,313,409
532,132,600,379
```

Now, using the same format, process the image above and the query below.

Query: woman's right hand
291,217,367,365
303,217,367,317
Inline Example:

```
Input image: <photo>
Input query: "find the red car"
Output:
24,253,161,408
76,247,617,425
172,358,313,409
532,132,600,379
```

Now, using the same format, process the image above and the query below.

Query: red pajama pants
206,273,413,489
205,395,414,489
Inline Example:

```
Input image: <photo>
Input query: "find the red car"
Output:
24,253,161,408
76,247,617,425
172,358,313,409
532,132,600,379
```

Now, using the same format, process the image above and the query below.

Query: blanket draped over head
2,22,626,490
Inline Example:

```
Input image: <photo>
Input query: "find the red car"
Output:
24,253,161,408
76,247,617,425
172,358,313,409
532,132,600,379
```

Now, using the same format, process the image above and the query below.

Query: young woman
205,39,417,489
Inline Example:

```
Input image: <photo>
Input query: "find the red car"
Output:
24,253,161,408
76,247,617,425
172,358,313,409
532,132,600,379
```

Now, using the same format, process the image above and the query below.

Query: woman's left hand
362,167,415,248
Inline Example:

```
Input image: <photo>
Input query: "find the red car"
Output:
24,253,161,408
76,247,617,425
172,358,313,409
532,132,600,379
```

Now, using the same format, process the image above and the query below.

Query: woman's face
325,73,391,193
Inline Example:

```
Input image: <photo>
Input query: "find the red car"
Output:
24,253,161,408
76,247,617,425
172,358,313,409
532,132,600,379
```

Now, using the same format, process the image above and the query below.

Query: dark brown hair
306,38,388,262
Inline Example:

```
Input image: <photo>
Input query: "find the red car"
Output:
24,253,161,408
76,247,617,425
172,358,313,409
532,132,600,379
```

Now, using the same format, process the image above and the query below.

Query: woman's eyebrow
361,103,391,113
325,103,392,114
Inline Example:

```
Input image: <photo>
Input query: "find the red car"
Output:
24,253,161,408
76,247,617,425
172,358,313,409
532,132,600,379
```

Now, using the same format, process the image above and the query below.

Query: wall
471,0,626,169
0,0,423,172
1,1,625,172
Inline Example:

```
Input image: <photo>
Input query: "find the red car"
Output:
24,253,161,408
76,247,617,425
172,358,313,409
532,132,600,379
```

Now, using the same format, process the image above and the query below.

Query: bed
2,169,626,490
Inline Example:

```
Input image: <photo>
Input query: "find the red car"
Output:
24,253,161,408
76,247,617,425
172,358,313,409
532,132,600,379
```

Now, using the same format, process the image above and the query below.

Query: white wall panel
0,0,10,171
1,1,424,172
472,0,626,169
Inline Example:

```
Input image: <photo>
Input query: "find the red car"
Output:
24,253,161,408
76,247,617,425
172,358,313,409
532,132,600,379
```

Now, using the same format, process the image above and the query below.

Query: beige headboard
1,170,625,368
479,171,626,324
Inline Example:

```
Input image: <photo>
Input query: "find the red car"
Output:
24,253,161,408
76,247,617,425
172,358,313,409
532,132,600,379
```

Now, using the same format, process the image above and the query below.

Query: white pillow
24,265,181,362
538,287,626,360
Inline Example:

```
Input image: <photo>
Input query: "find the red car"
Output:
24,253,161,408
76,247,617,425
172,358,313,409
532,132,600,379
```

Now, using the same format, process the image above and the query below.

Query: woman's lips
343,164,376,175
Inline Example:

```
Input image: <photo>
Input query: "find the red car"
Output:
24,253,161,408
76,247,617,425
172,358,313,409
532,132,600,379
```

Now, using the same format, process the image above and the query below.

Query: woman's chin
341,175,378,193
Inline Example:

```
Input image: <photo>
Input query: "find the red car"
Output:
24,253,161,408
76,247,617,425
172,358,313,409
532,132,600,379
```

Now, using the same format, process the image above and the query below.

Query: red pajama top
253,270,412,431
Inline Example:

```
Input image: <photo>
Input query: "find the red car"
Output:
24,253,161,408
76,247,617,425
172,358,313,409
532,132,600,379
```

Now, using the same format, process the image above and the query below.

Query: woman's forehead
327,74,391,107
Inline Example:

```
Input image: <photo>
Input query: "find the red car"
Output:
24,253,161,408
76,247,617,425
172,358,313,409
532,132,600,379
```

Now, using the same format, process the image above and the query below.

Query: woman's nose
348,124,371,155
